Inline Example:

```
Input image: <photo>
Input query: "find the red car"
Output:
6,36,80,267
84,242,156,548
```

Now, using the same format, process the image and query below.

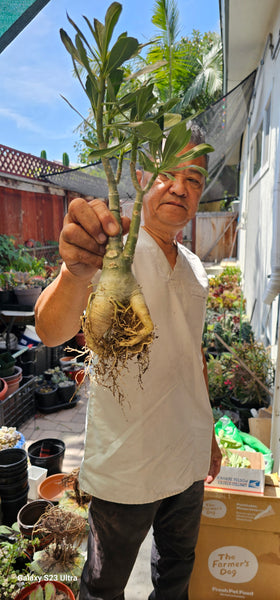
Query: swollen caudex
81,268,154,402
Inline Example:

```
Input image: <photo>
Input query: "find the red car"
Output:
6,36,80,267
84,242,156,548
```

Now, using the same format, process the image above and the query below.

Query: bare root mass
33,506,86,564
62,468,91,506
81,299,154,404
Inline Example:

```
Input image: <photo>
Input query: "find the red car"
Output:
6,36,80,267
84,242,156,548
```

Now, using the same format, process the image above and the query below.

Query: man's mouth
162,201,186,209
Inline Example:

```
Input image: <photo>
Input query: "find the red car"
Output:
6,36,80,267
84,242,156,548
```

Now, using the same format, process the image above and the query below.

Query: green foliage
29,582,56,599
0,235,47,276
207,266,244,313
60,2,213,181
40,150,47,159
0,526,31,599
205,267,274,412
178,36,222,117
0,236,19,271
73,1,220,163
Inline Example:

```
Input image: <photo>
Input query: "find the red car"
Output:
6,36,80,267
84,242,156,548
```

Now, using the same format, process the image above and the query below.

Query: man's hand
59,198,130,281
205,428,222,484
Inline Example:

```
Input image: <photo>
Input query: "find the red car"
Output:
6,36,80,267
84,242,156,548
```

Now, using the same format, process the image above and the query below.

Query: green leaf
168,164,209,177
45,582,56,600
106,69,124,102
66,14,97,60
132,121,163,141
93,18,105,53
75,34,96,77
178,143,214,162
163,112,182,129
138,150,158,173
85,76,99,111
126,59,167,81
60,29,83,65
106,36,139,74
162,121,192,165
87,139,132,159
29,585,44,600
135,84,157,120
103,2,122,56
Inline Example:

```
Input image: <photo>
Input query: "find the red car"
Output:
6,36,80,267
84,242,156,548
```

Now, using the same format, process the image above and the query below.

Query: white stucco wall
238,8,280,355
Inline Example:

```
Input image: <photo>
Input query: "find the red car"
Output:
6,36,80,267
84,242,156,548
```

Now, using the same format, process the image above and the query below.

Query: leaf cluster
60,2,213,181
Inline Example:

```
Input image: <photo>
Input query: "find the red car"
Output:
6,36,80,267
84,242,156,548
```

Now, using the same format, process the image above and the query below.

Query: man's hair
188,121,206,145
188,121,208,169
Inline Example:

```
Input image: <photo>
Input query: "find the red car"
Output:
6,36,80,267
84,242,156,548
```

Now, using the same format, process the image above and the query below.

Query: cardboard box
249,417,271,448
189,485,280,600
205,450,265,495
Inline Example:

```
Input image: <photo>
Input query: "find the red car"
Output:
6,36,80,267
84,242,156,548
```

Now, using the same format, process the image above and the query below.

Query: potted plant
35,369,77,411
0,525,32,599
0,272,16,305
14,581,75,600
28,505,87,597
207,340,274,431
34,380,59,411
46,368,76,403
10,272,44,307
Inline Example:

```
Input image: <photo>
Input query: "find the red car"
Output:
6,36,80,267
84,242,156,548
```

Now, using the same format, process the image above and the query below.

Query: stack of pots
2,365,22,396
0,353,23,396
0,448,28,525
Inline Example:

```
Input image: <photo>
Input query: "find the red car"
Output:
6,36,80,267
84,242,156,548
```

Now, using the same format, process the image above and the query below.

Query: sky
0,0,220,165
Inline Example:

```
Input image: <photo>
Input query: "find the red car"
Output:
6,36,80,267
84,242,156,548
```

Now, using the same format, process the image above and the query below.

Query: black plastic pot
0,448,27,478
35,384,59,410
1,489,29,526
0,448,29,524
28,438,65,476
57,381,76,403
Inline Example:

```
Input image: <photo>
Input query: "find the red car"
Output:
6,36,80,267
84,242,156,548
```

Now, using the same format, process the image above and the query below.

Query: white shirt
79,228,213,503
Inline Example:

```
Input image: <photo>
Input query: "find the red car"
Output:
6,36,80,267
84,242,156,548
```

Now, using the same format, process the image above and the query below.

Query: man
35,124,222,600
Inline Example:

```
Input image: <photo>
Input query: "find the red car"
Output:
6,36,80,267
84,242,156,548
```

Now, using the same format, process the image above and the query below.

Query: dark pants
80,480,204,600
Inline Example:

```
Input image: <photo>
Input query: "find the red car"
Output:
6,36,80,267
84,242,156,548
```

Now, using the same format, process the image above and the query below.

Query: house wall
238,7,280,355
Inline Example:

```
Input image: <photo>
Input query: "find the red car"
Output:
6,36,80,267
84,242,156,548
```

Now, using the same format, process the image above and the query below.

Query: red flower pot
14,580,75,599
0,377,8,400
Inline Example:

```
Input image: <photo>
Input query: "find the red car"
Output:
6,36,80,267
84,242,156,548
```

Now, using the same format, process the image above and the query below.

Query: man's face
140,144,206,236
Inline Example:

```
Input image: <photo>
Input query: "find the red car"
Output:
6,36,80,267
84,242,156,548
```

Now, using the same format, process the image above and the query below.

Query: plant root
81,296,154,404
33,506,86,562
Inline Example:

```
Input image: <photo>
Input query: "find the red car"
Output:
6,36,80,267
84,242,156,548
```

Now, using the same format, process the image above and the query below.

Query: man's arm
35,198,128,347
201,347,222,484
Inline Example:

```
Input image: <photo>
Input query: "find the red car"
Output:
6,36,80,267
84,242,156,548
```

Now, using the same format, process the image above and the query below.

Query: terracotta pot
2,365,22,396
59,356,77,369
14,580,75,600
63,365,85,385
0,377,8,400
38,472,73,502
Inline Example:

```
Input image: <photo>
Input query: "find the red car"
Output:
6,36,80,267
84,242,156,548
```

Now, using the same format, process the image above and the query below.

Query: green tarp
0,0,51,53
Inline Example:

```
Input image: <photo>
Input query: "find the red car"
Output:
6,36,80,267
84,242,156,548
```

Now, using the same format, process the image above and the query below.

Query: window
250,98,271,183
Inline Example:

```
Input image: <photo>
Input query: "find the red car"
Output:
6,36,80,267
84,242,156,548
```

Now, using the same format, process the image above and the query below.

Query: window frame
249,96,271,186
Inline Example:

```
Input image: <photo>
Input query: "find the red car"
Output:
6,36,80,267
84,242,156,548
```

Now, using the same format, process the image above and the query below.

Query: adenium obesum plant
60,2,213,390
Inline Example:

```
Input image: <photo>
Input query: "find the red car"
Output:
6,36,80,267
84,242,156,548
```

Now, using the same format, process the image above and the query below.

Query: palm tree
146,0,186,101
178,38,223,114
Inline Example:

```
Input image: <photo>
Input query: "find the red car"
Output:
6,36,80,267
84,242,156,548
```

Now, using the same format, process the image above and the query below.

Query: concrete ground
20,378,153,599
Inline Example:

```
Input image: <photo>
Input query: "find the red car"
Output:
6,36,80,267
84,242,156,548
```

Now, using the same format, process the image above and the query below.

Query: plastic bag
214,416,273,473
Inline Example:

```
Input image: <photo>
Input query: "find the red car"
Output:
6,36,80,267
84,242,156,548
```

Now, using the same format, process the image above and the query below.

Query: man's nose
169,176,187,197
